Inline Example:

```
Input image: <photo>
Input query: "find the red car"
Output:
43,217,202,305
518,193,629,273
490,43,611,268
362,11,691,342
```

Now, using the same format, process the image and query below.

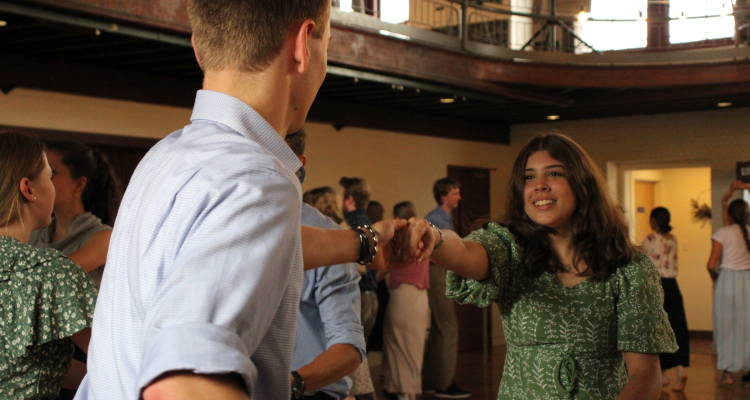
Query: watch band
291,370,306,400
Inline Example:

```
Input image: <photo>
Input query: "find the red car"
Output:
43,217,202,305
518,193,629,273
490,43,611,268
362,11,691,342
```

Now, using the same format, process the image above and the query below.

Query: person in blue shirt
422,178,471,399
286,129,366,400
76,2,408,400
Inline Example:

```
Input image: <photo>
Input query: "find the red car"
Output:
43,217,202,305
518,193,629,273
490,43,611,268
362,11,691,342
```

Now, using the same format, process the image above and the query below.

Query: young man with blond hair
75,2,405,400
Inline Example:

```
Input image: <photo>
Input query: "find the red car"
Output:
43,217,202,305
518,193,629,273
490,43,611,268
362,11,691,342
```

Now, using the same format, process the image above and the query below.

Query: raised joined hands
369,217,437,271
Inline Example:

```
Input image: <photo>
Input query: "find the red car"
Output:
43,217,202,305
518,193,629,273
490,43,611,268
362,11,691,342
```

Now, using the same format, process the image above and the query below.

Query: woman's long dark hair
728,199,750,253
503,132,638,281
47,142,122,226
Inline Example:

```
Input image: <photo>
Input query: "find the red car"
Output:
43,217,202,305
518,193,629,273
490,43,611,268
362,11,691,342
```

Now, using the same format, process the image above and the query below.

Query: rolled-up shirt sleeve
136,167,302,396
315,261,366,361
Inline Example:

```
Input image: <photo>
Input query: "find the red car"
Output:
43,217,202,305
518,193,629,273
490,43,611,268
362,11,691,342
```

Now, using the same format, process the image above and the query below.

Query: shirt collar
190,90,303,179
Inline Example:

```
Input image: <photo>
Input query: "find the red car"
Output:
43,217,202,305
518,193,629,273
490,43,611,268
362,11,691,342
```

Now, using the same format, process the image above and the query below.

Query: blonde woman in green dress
397,133,677,399
0,132,97,399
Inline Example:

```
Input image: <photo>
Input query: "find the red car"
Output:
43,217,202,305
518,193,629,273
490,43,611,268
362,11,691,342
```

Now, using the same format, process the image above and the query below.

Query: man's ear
191,35,203,68
298,155,307,168
344,196,356,211
293,20,316,74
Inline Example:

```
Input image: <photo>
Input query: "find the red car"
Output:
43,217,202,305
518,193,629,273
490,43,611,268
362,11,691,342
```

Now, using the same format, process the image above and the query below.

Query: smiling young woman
400,132,678,400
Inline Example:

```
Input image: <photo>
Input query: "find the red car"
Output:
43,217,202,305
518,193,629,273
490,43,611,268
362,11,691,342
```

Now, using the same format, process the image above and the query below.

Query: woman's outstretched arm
398,218,490,281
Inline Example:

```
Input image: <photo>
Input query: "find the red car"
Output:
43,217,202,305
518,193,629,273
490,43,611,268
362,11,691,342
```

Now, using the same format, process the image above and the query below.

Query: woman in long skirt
642,207,690,392
708,191,750,385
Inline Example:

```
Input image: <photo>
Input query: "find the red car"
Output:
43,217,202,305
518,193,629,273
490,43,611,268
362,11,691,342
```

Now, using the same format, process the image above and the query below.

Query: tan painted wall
0,88,192,138
0,88,514,221
631,168,713,331
301,123,514,223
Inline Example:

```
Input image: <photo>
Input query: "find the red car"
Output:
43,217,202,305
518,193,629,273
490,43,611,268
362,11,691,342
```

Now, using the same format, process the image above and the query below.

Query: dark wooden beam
307,97,510,144
0,50,507,143
12,0,192,33
476,61,750,89
0,51,200,107
16,0,750,92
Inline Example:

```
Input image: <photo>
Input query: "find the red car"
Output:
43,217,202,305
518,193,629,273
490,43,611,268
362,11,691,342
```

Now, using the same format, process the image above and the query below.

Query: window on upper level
581,0,648,51
669,0,734,43
582,0,734,51
380,0,410,24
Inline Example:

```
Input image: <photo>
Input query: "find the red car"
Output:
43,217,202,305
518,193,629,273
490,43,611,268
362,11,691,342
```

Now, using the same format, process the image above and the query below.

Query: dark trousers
660,278,690,369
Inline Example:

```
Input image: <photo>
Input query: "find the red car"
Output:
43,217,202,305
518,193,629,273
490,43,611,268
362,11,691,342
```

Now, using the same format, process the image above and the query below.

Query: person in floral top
642,207,689,392
395,133,677,400
0,132,97,399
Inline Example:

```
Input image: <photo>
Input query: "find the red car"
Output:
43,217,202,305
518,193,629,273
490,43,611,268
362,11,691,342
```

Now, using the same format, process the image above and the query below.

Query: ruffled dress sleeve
2,245,97,360
615,252,678,353
445,222,522,310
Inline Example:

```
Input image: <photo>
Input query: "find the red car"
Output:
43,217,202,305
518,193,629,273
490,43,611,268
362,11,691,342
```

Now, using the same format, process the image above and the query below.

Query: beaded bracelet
428,222,444,252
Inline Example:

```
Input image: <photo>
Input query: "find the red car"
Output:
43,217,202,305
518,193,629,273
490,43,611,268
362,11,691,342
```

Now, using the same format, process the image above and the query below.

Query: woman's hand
369,218,411,272
708,268,719,281
707,239,722,280
393,218,491,281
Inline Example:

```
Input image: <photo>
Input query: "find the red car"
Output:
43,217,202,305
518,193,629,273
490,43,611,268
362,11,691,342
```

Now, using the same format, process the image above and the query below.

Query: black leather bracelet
355,225,377,266
354,227,369,264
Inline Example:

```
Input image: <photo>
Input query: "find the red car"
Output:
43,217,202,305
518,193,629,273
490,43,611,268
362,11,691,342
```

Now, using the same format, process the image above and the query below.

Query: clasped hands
369,218,437,271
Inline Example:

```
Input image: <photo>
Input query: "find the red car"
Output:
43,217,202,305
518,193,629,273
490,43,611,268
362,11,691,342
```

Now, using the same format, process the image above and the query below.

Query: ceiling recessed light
718,102,732,107
0,21,7,27
440,98,455,104
547,115,560,121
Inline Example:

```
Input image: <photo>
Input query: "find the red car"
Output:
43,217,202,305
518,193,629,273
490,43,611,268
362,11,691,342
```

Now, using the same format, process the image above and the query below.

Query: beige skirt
383,283,431,394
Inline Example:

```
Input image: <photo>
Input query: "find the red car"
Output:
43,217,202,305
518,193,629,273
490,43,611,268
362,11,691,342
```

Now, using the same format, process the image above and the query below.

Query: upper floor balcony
331,0,748,65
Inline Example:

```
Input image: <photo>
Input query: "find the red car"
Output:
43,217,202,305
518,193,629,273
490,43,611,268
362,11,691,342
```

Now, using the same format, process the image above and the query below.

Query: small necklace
563,263,571,271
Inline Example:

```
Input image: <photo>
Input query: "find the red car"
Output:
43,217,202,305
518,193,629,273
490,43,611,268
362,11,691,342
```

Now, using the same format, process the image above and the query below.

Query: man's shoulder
149,124,294,189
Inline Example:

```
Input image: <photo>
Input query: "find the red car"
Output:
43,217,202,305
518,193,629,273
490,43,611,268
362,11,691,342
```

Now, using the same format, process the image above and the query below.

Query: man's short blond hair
188,0,330,73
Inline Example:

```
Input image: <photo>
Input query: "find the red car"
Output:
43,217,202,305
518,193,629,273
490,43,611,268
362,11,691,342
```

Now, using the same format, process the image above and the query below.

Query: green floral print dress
0,236,97,399
446,223,677,400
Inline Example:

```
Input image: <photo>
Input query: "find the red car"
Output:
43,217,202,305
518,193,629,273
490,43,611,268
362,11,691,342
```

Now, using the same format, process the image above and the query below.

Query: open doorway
621,166,714,336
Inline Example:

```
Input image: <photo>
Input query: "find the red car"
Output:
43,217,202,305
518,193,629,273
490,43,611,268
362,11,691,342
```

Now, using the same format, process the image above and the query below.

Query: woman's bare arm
70,327,91,354
67,230,112,272
396,218,490,281
707,240,723,280
615,353,661,400
62,360,87,389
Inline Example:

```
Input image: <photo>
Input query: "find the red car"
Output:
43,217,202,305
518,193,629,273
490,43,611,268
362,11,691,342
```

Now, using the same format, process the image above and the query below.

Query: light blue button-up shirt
293,204,365,400
425,205,455,231
75,90,304,400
